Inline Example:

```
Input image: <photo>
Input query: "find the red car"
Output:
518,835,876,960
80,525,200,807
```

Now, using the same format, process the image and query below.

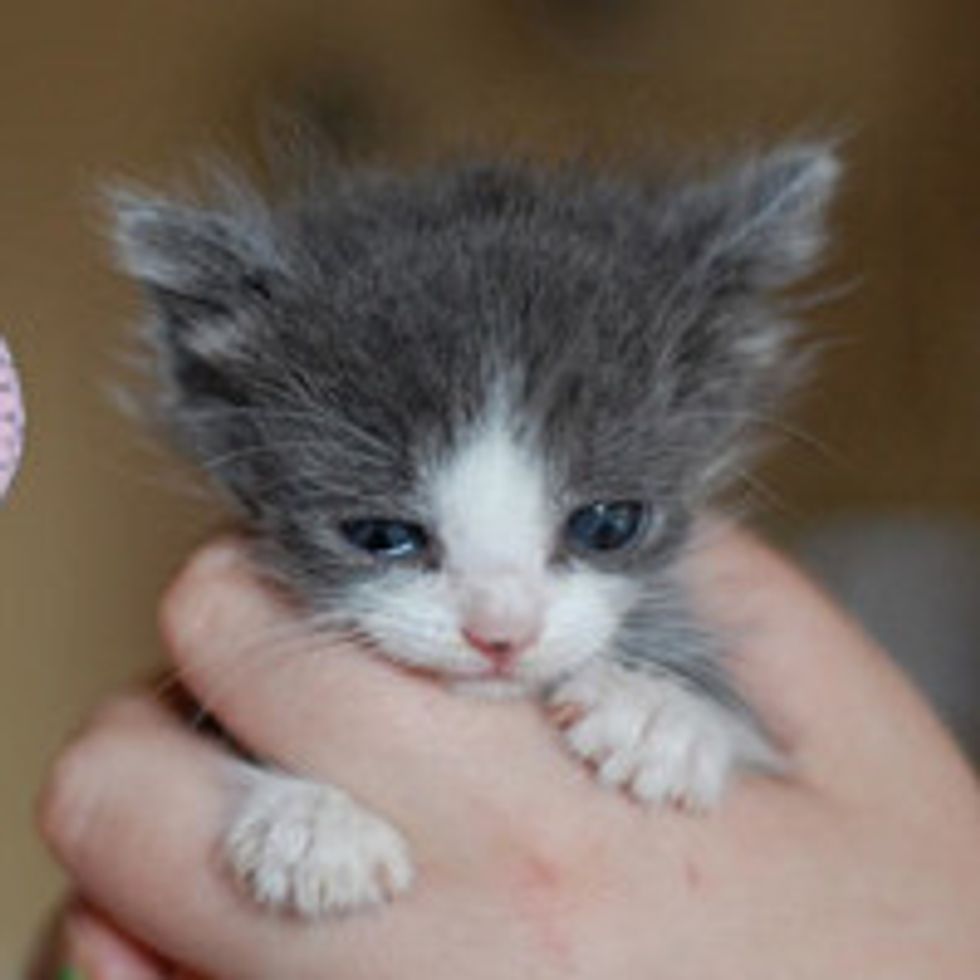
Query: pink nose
462,628,531,667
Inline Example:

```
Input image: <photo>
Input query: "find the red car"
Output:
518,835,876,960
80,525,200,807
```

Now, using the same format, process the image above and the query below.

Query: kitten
113,146,838,917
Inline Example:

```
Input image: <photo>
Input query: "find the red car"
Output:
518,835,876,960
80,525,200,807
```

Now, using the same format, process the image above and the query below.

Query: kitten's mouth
394,662,449,684
447,645,603,697
482,660,518,680
387,657,529,694
451,655,587,699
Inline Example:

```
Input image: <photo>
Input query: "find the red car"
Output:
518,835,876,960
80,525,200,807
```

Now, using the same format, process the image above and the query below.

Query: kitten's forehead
429,407,552,573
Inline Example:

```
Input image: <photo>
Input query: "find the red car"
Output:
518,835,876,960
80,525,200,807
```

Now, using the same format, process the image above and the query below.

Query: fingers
59,900,170,980
25,898,167,980
34,690,549,980
683,520,970,791
36,693,304,980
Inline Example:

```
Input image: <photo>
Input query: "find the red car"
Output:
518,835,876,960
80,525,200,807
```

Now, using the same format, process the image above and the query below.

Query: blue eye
566,501,647,552
341,519,430,559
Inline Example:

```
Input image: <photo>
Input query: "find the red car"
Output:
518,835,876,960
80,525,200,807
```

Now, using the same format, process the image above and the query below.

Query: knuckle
37,731,105,865
35,695,148,863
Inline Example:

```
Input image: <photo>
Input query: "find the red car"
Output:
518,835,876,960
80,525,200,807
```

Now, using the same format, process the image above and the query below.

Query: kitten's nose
461,627,535,667
457,572,544,668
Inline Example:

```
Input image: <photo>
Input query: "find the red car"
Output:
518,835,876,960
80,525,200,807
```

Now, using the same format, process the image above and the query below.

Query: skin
35,524,980,979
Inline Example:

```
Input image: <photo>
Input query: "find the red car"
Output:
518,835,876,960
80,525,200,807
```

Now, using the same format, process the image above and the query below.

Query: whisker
180,406,334,424
672,408,843,463
776,276,862,314
151,610,362,726
195,440,337,473
729,470,791,517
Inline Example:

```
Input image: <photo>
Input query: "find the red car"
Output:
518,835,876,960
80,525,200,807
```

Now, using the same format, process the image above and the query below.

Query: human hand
37,525,980,979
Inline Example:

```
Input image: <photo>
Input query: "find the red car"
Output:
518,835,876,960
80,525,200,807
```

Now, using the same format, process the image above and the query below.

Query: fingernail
191,536,248,574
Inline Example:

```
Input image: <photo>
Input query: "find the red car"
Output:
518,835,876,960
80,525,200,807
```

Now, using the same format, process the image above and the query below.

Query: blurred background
1,0,978,970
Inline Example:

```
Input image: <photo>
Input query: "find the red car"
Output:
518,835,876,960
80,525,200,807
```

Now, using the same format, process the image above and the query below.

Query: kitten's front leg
549,660,780,811
226,765,413,918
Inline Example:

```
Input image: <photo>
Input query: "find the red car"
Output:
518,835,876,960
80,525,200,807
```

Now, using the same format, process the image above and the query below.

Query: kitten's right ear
110,191,287,365
672,144,841,294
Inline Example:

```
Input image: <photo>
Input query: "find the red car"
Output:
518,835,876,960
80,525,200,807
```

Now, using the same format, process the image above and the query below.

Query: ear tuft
707,143,841,290
109,188,285,316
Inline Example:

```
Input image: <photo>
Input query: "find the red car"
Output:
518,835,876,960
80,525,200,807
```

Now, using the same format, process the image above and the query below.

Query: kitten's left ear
110,190,289,352
674,143,841,293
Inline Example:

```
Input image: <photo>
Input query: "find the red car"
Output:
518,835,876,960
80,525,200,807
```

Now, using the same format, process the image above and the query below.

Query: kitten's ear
674,143,840,293
111,191,287,361
653,147,841,484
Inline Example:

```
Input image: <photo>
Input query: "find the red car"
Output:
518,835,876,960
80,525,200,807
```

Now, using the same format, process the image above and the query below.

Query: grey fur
115,146,837,725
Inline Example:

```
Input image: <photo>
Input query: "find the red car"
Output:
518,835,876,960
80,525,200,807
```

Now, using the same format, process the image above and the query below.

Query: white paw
226,770,413,918
550,664,770,811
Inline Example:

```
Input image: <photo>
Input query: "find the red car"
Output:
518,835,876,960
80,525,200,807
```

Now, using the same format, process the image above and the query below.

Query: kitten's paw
550,664,772,811
226,771,413,918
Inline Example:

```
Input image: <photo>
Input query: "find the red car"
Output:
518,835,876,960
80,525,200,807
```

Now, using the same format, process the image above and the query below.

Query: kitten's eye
341,519,430,559
565,501,647,553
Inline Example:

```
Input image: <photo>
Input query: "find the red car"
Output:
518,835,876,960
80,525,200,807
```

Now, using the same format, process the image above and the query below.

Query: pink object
0,336,24,501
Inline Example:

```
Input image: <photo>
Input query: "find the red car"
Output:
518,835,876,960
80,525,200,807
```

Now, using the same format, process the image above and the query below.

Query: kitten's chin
449,676,538,700
448,653,607,700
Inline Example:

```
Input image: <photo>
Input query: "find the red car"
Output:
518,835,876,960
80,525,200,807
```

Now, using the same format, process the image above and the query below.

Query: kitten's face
115,149,837,693
339,409,645,693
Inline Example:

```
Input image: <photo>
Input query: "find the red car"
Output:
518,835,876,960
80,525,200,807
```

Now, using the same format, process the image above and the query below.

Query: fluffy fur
115,146,838,916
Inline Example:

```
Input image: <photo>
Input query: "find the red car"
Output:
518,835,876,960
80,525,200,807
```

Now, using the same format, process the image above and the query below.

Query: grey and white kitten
114,145,838,917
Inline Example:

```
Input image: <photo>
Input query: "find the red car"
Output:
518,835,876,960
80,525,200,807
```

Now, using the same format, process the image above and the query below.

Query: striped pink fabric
0,336,24,501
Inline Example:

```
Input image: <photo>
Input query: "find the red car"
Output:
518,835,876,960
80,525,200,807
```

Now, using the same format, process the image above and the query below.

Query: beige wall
2,0,978,968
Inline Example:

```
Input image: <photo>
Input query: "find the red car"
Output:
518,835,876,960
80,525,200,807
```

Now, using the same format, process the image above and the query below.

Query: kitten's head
114,147,838,693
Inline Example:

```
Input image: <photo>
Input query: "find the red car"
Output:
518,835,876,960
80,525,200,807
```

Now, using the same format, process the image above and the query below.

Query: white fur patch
226,767,413,917
550,662,778,810
432,411,551,576
344,407,636,689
